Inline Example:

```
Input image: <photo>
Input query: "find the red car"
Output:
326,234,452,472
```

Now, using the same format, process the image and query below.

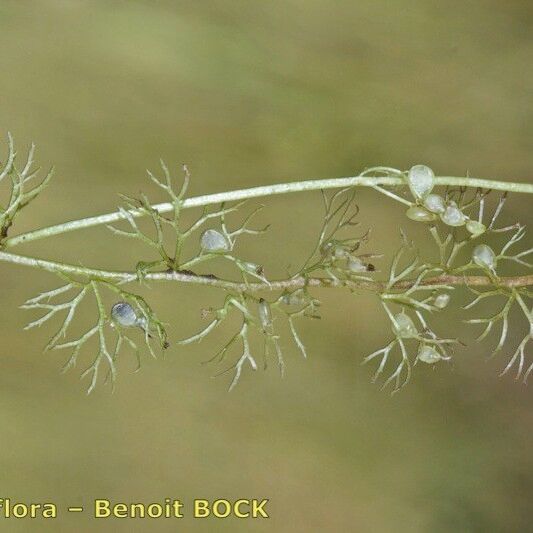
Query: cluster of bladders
405,165,497,273
392,310,451,365
320,239,376,273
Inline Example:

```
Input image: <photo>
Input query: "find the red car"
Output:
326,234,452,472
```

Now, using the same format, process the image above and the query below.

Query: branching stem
1,250,531,291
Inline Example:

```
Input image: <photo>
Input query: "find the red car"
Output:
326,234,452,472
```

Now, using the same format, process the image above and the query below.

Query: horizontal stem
1,250,531,291
5,174,532,248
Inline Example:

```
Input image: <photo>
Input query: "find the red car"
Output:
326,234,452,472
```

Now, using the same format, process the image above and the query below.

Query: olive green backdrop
0,1,531,532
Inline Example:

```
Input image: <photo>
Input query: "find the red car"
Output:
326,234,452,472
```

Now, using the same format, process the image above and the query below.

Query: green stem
5,175,532,248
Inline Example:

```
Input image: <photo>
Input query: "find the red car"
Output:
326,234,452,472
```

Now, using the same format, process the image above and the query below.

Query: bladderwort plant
0,135,531,394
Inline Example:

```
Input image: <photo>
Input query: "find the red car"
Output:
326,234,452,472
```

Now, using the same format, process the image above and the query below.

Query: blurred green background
0,1,532,531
